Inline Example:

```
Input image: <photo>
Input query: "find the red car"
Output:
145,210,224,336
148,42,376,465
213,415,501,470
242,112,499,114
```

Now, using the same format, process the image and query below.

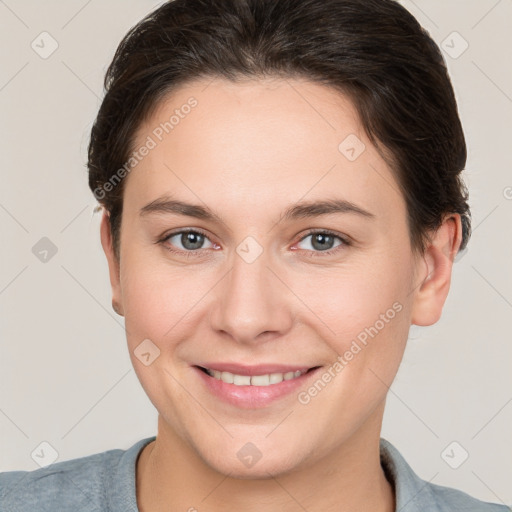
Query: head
89,0,469,477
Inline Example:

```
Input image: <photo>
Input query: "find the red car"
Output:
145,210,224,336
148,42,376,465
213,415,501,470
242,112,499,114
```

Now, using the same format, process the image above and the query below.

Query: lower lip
193,366,322,409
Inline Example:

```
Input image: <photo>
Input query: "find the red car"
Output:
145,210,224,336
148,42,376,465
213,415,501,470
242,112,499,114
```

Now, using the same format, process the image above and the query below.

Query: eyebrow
139,196,375,223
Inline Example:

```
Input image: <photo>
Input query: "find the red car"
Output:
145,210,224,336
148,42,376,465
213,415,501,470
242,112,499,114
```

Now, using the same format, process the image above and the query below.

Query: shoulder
0,437,155,512
379,438,510,512
426,480,511,512
0,451,111,512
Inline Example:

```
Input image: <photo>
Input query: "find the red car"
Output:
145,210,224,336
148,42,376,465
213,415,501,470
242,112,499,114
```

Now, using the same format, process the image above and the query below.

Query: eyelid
297,228,351,244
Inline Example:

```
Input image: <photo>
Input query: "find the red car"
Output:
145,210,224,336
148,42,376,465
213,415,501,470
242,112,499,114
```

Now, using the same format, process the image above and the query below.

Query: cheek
290,248,414,372
121,260,205,346
119,256,207,403
299,254,410,330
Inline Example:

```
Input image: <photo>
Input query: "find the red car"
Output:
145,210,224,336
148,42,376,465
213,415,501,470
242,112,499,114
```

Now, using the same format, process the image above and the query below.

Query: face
101,77,455,478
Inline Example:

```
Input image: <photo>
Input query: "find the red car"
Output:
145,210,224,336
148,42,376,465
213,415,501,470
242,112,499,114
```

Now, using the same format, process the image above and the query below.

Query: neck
136,405,395,512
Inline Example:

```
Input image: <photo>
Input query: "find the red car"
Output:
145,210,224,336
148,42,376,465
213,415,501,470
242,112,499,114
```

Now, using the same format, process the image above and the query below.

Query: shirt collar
380,437,438,511
107,436,156,511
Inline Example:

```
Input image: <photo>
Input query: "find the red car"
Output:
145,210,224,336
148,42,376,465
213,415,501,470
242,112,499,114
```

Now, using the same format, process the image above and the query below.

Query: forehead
125,77,404,226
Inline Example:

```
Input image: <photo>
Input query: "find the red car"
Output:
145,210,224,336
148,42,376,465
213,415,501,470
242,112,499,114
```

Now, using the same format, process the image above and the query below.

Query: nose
209,250,294,345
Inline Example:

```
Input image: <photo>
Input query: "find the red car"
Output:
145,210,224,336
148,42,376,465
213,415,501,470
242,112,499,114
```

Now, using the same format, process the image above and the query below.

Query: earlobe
100,210,124,317
410,214,462,327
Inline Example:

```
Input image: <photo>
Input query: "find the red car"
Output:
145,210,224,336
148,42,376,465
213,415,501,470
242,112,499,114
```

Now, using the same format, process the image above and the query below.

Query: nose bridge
209,246,292,343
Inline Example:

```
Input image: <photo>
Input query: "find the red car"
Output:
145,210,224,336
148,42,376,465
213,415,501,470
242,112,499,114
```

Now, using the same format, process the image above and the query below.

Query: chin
199,442,307,480
209,457,296,480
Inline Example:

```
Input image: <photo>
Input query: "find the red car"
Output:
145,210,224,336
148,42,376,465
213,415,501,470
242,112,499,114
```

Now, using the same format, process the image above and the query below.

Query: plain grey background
1,0,511,506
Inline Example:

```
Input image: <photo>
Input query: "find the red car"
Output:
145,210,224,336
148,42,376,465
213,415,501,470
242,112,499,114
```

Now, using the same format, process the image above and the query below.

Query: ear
100,210,124,317
410,213,463,326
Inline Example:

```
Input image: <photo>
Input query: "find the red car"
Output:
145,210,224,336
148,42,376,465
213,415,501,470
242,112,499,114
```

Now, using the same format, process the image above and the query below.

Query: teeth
206,369,306,386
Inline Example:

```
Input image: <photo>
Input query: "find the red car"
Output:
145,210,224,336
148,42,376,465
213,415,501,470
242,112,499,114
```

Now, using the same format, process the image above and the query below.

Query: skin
100,77,462,512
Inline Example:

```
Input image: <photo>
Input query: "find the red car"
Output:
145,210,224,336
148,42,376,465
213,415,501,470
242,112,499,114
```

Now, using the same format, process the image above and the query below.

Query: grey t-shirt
0,436,509,511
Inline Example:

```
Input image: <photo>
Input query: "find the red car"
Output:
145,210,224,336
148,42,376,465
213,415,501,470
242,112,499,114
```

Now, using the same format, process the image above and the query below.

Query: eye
294,229,350,257
159,229,217,256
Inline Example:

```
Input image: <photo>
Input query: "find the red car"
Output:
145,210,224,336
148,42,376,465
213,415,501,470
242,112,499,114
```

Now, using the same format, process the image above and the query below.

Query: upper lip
195,363,319,376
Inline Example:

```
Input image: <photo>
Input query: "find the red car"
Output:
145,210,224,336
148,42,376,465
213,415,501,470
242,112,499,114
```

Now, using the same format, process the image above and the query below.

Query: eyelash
157,228,351,259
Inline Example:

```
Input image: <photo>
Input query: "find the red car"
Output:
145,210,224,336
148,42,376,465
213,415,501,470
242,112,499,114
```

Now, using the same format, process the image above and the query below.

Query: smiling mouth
196,366,321,387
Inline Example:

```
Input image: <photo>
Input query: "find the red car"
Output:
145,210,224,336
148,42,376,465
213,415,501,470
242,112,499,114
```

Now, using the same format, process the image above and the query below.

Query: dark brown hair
88,0,470,260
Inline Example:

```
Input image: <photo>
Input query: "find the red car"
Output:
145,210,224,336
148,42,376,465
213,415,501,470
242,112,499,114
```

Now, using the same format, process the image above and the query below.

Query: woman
0,0,508,510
